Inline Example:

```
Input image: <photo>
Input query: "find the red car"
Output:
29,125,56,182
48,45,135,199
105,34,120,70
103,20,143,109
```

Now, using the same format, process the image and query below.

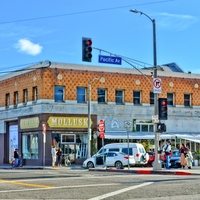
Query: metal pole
87,83,91,158
127,130,130,170
130,9,161,170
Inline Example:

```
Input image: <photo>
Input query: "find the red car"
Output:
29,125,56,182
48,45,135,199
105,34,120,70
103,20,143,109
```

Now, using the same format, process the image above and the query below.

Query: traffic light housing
82,37,92,62
158,98,168,120
157,123,166,133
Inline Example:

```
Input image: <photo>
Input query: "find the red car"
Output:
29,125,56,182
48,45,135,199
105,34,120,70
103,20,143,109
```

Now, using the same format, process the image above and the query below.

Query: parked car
95,143,148,166
159,150,181,168
83,152,136,169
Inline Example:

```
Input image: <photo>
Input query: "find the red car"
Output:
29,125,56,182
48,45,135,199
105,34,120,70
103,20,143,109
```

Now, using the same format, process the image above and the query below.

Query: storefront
6,114,97,166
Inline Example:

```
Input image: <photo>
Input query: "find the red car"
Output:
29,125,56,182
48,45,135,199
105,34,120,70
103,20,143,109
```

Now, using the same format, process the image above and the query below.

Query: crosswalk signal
158,98,168,120
82,37,92,62
157,123,166,133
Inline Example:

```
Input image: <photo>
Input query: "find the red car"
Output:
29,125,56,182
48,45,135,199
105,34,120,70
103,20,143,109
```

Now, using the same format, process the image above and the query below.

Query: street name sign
98,55,122,65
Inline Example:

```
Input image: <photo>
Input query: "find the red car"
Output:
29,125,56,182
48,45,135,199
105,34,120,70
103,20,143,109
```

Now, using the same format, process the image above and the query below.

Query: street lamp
130,9,161,170
87,77,105,158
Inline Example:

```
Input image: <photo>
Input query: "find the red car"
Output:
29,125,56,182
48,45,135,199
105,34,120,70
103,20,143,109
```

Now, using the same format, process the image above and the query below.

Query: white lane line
0,183,120,193
88,182,154,200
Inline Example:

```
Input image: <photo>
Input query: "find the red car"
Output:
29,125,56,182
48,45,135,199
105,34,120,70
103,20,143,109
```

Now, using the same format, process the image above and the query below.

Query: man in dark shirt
14,148,19,167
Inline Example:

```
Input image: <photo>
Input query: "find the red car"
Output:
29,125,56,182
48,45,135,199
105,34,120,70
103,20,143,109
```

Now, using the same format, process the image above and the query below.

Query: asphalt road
0,168,200,200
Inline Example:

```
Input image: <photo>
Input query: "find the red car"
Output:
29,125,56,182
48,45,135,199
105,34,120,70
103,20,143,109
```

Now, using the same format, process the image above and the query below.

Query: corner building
1,61,200,166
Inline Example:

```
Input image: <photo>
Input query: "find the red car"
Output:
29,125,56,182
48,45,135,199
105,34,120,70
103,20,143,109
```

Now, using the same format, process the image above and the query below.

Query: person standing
179,143,188,169
186,148,193,169
162,140,172,169
56,148,62,167
51,145,57,168
14,148,19,167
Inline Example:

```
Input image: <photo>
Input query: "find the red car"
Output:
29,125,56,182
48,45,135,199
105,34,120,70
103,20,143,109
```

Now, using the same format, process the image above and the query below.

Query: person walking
51,145,57,168
56,148,62,167
186,147,193,169
14,148,19,167
162,140,172,169
179,143,188,169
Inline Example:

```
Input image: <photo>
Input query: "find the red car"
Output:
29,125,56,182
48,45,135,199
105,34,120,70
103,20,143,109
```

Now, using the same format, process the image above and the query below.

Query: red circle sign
154,78,161,88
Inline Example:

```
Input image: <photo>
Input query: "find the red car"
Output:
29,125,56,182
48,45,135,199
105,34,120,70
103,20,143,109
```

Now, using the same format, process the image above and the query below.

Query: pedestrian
14,148,19,167
179,143,188,169
186,147,193,169
51,145,57,168
162,140,172,169
56,148,62,167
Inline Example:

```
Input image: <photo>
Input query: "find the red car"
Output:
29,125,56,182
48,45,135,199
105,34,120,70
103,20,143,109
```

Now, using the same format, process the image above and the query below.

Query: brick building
1,61,200,166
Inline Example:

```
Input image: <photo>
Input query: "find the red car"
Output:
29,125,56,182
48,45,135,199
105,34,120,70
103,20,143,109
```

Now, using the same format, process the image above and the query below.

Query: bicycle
12,158,23,168
64,155,71,166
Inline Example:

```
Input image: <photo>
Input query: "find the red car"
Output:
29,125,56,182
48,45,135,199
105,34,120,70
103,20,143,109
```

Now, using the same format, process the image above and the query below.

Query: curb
89,168,195,176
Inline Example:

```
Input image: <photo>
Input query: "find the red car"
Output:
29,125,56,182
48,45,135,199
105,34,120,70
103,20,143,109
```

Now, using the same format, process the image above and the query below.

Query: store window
22,133,38,159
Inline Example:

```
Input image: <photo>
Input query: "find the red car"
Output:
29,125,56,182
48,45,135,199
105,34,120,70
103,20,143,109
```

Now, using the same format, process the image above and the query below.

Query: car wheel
87,161,94,169
115,161,123,169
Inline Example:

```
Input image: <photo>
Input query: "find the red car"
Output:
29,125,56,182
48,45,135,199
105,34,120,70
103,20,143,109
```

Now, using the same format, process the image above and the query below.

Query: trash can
194,160,198,166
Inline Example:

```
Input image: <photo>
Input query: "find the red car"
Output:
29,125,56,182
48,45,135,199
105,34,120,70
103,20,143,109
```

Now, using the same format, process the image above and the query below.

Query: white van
96,143,149,166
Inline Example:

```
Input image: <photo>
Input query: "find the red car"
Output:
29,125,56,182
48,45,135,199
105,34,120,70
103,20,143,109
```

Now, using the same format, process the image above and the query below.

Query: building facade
1,61,200,166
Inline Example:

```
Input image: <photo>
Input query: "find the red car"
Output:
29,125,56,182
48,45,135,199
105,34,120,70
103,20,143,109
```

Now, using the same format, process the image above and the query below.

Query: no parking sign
153,78,162,94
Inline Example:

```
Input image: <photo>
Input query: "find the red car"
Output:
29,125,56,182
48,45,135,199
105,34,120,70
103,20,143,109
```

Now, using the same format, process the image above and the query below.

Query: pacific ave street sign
98,55,122,65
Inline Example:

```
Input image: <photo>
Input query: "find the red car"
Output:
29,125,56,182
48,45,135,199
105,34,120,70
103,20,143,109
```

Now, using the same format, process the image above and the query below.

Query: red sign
98,120,105,138
99,132,105,138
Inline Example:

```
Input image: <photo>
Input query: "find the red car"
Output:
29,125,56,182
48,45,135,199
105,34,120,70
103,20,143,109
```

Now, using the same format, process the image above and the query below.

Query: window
5,93,10,107
184,94,191,106
14,91,18,107
23,89,28,104
32,87,38,101
150,92,154,105
136,123,153,132
133,91,141,105
77,87,86,103
22,133,38,159
54,86,64,102
122,148,133,155
98,88,106,104
115,90,124,104
167,93,174,106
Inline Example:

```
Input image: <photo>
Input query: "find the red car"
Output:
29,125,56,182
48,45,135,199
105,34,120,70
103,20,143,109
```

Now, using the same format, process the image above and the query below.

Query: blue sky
0,0,200,74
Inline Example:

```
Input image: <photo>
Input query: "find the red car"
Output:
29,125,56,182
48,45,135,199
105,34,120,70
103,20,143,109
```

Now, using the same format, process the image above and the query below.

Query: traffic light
158,98,168,120
98,119,105,138
157,123,166,133
82,37,92,62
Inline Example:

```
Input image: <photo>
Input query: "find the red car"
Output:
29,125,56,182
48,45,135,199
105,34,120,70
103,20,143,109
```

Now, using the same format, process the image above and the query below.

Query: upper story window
167,93,174,106
184,94,191,107
5,93,10,108
133,91,141,105
136,123,154,132
32,87,38,101
98,88,106,104
77,87,86,103
150,92,154,105
115,90,124,105
14,91,18,107
54,86,64,102
23,89,28,104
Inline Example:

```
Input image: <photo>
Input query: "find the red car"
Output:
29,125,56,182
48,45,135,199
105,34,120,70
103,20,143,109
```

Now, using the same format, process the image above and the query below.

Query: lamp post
87,78,99,158
130,9,161,170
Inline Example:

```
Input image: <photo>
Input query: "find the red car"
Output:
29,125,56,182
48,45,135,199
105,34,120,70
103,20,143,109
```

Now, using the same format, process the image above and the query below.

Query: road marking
0,179,53,188
88,182,154,200
0,183,119,193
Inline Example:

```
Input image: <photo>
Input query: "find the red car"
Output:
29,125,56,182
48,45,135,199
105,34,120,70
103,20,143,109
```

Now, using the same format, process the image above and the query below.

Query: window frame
115,89,124,105
32,86,38,102
23,89,28,104
167,92,174,106
133,91,141,105
77,87,86,103
184,93,191,107
54,86,65,102
98,88,107,104
14,91,18,107
5,93,10,108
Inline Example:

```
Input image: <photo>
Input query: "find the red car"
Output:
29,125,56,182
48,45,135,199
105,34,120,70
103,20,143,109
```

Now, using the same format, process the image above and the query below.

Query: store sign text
47,116,90,128
20,117,40,129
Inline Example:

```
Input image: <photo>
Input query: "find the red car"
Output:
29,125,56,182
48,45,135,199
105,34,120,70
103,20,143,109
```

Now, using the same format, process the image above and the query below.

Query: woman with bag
179,143,188,169
186,148,193,169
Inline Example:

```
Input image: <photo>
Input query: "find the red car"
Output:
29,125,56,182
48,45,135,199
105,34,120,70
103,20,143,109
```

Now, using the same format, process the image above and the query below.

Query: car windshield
172,151,181,157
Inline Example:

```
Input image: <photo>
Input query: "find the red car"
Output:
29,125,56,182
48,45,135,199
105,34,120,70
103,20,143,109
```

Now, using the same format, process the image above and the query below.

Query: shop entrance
52,133,88,164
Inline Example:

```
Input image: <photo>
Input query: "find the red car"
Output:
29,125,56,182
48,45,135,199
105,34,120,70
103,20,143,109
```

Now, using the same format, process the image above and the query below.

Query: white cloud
158,12,199,30
15,39,43,55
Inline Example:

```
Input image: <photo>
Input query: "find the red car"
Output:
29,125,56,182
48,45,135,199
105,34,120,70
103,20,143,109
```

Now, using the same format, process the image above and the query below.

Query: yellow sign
20,117,40,129
47,116,91,128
